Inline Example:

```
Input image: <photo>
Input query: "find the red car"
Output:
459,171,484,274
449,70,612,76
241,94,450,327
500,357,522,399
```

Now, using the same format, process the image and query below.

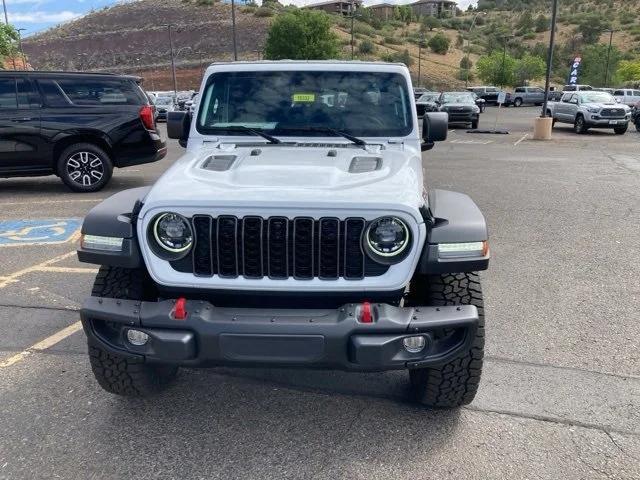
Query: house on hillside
367,3,395,21
410,0,457,18
303,0,362,16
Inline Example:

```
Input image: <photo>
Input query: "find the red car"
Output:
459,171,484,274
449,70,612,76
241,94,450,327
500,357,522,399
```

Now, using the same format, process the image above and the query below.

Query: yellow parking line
0,251,76,289
38,266,98,274
0,322,82,368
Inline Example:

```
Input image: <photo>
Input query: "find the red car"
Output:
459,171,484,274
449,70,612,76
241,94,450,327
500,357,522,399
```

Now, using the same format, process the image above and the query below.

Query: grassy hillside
21,0,640,90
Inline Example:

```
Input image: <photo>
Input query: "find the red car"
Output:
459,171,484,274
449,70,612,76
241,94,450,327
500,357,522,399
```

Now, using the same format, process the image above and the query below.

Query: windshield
441,92,475,104
418,93,439,102
156,97,173,105
579,92,615,103
196,71,413,138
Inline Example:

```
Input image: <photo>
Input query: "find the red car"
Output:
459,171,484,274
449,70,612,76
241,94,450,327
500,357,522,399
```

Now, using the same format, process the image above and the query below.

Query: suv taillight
139,105,155,130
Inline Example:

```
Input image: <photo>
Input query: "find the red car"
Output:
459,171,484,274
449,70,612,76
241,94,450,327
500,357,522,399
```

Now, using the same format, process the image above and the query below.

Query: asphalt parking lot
1,106,639,479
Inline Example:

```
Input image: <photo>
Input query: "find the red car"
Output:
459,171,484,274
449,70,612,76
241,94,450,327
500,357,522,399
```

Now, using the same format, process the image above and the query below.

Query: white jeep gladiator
77,61,490,408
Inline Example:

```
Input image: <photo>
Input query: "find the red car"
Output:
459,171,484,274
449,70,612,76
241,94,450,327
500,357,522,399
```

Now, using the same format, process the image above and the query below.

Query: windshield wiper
210,126,281,144
275,126,366,146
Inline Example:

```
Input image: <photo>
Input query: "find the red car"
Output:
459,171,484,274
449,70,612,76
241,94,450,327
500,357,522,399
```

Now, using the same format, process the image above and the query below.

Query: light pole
465,12,486,88
231,0,238,61
350,0,355,59
604,29,614,88
165,24,178,98
417,34,424,88
1,0,7,25
16,28,25,68
541,0,559,119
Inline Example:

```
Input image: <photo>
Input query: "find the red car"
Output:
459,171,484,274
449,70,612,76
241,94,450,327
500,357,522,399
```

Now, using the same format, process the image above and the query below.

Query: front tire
57,143,113,192
406,273,485,408
574,115,588,134
614,125,628,135
514,98,523,107
471,119,479,129
88,266,178,396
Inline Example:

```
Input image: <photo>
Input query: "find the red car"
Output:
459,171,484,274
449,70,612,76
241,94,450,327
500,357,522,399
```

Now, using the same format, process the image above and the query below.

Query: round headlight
152,213,193,255
364,217,410,263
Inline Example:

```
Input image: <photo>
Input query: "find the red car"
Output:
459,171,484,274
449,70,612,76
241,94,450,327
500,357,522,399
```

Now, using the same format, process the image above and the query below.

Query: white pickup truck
546,90,632,134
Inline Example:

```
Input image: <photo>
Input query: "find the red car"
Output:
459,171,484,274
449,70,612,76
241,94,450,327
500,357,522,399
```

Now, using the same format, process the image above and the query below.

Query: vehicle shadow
0,175,149,198
100,368,463,478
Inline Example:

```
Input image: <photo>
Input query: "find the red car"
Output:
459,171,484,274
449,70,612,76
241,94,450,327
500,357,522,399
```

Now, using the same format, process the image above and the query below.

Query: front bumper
445,112,479,124
586,114,630,127
81,297,479,371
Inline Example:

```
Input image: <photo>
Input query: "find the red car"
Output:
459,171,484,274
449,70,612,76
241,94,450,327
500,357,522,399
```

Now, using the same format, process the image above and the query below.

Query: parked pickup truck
512,86,545,107
546,91,632,134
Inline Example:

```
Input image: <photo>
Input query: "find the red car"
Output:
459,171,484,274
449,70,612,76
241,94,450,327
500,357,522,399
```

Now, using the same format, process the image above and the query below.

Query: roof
411,0,457,5
368,3,395,7
304,0,362,7
0,70,140,81
208,60,403,66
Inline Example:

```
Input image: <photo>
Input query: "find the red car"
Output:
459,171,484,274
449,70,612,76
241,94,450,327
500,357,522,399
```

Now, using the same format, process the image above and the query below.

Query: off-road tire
57,143,113,193
406,272,485,408
636,120,640,132
614,125,628,135
471,119,479,129
87,266,178,396
574,115,588,134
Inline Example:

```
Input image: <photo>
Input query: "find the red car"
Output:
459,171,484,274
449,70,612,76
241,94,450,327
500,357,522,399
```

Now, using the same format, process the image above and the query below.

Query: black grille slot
268,217,288,279
192,215,212,276
319,218,340,279
344,218,365,279
242,217,263,278
177,215,390,280
293,218,314,279
217,216,238,278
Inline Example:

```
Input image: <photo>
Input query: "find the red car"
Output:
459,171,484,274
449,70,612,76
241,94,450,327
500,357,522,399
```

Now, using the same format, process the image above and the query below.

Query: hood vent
202,155,237,172
349,157,381,173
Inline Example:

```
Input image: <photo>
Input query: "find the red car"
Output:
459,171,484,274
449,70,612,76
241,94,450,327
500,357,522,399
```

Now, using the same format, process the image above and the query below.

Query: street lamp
603,29,615,88
231,0,238,61
465,12,486,88
499,35,514,89
541,0,559,119
418,34,425,88
164,24,179,98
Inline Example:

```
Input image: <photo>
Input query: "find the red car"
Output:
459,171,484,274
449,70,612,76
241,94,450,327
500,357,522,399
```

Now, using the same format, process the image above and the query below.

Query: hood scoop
202,155,237,172
349,156,382,173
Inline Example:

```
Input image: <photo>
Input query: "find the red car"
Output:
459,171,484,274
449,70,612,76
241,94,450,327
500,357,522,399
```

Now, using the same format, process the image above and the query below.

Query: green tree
428,33,450,54
0,24,18,61
264,10,340,60
576,15,611,44
579,43,622,87
617,60,640,82
516,11,534,34
476,51,518,87
460,56,473,70
514,54,546,85
421,16,441,32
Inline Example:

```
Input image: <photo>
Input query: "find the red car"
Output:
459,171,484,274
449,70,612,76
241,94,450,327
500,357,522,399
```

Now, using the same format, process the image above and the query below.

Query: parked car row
416,90,482,129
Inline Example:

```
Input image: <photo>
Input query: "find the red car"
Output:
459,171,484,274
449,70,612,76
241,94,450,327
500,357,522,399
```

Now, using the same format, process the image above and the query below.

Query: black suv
0,71,166,192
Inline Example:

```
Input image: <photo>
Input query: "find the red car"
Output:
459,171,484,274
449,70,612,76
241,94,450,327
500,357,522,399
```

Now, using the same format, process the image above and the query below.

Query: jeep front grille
171,215,389,280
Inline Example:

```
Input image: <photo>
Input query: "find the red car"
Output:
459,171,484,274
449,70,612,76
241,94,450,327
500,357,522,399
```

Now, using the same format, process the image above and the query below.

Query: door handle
11,117,33,122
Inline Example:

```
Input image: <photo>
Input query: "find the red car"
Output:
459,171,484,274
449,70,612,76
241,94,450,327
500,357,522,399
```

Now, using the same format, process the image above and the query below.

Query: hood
585,102,629,110
141,144,425,219
441,103,475,108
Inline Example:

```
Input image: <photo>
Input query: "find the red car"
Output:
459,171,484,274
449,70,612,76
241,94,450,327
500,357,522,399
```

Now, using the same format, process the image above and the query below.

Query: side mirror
421,112,448,152
167,111,191,147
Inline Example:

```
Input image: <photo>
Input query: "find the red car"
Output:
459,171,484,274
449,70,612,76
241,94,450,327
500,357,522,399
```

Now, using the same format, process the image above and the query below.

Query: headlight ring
363,216,411,265
148,212,193,260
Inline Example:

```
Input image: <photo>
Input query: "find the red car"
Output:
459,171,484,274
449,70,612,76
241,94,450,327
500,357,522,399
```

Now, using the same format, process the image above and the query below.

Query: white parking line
0,251,76,289
0,322,82,368
0,198,103,207
514,134,529,146
38,266,98,274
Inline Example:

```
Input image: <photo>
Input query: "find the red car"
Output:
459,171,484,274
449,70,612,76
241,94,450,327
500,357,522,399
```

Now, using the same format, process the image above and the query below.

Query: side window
565,85,575,92
17,79,40,108
561,94,571,103
37,79,72,107
41,78,144,106
613,90,624,96
515,88,524,93
0,78,17,109
634,90,640,96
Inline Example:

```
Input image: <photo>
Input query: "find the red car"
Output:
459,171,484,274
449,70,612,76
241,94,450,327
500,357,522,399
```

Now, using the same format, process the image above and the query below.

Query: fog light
403,335,426,353
126,329,149,346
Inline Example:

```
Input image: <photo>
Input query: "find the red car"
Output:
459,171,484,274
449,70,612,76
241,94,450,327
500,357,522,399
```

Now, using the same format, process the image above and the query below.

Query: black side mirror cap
167,111,191,146
421,112,448,151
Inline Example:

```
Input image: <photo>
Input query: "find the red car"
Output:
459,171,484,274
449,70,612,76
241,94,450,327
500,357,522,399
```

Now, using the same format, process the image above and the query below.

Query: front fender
77,187,150,268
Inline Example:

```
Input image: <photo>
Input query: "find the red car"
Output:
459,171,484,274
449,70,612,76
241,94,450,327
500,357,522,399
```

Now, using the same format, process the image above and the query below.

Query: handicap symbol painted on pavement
0,219,82,246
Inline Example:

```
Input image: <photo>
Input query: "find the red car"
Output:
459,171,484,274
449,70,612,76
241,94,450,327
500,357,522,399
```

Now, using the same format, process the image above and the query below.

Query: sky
10,0,478,36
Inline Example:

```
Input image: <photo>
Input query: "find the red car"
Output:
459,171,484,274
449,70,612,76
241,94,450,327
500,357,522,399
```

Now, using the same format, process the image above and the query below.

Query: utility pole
198,51,204,77
16,28,25,69
465,12,485,88
349,1,356,59
166,24,178,97
604,29,614,88
500,37,508,88
231,0,238,61
1,0,16,70
418,36,423,88
541,0,559,119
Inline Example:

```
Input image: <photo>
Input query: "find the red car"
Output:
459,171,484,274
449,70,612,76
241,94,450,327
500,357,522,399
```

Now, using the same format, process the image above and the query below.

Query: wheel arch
52,131,114,170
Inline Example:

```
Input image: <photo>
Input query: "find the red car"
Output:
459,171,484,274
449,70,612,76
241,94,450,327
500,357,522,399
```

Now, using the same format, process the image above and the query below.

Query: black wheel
471,119,479,129
88,266,178,396
57,143,113,192
636,121,640,133
514,98,523,107
614,125,628,135
406,273,485,408
574,115,588,134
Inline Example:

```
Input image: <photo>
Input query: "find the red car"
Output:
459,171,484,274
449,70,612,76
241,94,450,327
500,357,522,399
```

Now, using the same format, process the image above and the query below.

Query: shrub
358,39,375,54
254,6,274,17
383,36,401,45
428,33,450,54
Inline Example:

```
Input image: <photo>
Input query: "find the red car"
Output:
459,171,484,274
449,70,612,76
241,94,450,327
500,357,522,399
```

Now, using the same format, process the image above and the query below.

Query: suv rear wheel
88,266,178,396
405,272,485,408
57,143,113,192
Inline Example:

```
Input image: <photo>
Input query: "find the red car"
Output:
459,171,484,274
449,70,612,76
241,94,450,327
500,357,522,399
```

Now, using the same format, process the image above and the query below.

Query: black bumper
81,297,479,371
446,113,479,124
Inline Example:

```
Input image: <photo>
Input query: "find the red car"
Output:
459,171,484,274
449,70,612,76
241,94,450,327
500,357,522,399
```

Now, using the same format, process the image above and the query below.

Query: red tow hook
358,301,373,323
173,297,187,320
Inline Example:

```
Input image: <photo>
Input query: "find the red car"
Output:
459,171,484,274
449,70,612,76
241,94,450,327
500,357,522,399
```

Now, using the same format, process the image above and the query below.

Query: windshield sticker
292,93,315,103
